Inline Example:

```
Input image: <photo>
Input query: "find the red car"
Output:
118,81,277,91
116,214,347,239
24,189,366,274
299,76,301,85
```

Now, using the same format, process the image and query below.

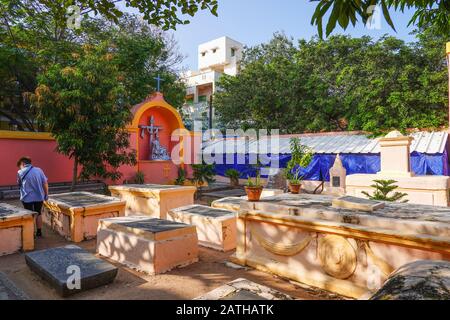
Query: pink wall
0,138,74,186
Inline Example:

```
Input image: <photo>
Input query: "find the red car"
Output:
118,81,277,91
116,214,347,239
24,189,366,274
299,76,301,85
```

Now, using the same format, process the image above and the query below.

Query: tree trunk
71,157,78,192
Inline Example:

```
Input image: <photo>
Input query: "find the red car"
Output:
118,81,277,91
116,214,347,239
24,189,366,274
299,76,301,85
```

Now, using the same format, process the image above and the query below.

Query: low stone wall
232,194,450,299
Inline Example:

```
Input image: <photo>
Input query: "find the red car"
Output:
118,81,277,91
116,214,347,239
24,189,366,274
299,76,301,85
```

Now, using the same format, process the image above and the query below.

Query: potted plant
245,170,263,202
283,138,313,194
225,169,241,187
190,163,216,188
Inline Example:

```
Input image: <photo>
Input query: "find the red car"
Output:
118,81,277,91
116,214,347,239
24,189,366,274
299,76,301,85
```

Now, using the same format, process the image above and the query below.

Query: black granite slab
0,207,15,218
50,193,113,207
117,218,191,233
203,189,247,199
25,245,117,297
0,272,28,300
178,205,235,218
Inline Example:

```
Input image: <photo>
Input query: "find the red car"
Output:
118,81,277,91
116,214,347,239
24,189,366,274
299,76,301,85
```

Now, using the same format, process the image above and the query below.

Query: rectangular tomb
168,205,237,252
234,193,450,299
25,245,118,297
0,203,34,256
109,184,196,218
97,216,198,274
211,197,245,212
43,192,126,243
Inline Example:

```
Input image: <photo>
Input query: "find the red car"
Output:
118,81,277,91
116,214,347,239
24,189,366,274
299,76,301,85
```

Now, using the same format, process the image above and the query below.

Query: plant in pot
225,169,241,187
245,169,263,202
284,138,313,194
190,163,216,189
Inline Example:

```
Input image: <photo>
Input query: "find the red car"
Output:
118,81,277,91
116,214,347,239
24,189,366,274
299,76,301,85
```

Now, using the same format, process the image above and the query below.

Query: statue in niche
139,115,171,161
151,129,171,161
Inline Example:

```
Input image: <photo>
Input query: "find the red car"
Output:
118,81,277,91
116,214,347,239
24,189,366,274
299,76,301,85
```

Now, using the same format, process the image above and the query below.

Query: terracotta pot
288,183,301,194
245,186,263,202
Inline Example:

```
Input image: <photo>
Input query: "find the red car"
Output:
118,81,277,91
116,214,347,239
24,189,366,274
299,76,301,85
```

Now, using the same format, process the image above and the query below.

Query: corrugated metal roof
202,131,448,155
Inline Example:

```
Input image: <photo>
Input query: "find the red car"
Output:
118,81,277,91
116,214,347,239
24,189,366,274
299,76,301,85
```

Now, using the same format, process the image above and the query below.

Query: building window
201,51,206,57
231,48,236,57
212,48,217,54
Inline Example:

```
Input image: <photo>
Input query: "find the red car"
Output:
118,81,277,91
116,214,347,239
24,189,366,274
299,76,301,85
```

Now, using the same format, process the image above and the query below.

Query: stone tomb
168,205,237,252
195,278,294,300
233,193,450,299
43,192,126,243
109,184,196,218
211,197,245,212
0,203,34,256
25,245,118,297
97,216,198,274
0,272,29,300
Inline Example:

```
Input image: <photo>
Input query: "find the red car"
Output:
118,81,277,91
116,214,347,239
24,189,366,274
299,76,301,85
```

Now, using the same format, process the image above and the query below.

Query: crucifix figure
139,116,170,160
154,74,164,92
139,116,161,159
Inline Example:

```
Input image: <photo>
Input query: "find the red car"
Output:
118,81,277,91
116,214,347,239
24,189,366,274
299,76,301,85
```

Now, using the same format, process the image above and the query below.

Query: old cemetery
1,87,450,301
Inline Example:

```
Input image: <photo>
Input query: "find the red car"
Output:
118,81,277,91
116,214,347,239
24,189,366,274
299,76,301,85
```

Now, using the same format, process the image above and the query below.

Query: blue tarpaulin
213,151,449,181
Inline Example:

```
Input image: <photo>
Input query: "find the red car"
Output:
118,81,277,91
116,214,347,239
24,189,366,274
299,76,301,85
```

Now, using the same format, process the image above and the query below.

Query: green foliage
215,30,448,134
190,163,216,186
225,168,241,186
362,179,408,202
175,167,187,185
134,171,145,184
246,173,262,188
31,43,136,186
283,138,314,182
225,169,241,179
0,2,187,130
311,0,450,38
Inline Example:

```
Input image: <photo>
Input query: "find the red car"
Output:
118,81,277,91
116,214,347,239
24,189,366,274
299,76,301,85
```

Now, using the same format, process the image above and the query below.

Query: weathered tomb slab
234,193,450,299
202,189,247,201
97,216,198,274
43,192,126,243
168,205,237,251
0,203,34,256
195,278,294,300
0,272,29,300
211,197,245,212
108,184,196,218
332,196,385,212
371,260,450,300
25,245,118,297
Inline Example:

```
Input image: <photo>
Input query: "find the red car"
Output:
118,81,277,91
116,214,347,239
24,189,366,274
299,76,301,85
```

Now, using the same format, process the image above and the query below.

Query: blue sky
168,0,417,70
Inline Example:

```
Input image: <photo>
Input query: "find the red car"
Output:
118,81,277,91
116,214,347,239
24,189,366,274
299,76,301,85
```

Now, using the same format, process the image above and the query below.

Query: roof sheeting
202,131,448,155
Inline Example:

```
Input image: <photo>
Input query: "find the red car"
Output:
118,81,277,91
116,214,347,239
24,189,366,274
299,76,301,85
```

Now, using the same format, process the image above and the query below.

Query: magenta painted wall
0,138,74,186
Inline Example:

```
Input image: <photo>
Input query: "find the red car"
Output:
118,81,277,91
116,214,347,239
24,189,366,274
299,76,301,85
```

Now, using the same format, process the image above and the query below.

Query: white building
182,36,243,128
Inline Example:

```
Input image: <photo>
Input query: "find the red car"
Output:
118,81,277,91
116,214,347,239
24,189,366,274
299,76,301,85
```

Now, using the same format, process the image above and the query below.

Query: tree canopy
214,28,449,134
311,0,450,38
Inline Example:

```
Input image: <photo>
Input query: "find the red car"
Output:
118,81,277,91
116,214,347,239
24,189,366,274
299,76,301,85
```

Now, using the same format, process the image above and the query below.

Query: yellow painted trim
129,98,185,130
0,130,54,140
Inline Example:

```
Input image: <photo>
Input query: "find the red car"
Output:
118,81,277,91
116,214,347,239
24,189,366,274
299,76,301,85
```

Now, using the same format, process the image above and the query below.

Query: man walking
17,157,49,237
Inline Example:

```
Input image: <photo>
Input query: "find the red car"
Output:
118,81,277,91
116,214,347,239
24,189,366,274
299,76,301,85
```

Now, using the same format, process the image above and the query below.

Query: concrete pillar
378,131,414,177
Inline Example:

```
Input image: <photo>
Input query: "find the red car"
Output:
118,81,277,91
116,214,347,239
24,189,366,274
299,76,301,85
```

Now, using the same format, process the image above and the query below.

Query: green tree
362,179,408,202
311,0,450,38
31,43,136,190
215,29,449,134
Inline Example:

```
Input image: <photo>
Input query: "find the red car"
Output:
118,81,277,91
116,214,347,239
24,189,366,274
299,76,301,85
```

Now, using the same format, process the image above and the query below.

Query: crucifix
139,116,162,159
154,74,164,92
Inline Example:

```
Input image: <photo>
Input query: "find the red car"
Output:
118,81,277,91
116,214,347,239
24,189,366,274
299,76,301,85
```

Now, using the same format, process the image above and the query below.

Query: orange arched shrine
125,92,190,184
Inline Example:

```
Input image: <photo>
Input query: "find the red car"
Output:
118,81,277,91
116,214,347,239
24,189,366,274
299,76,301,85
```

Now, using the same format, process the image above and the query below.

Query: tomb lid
171,205,236,219
109,184,196,193
47,192,125,210
99,216,196,241
0,203,34,222
24,245,117,297
332,196,385,212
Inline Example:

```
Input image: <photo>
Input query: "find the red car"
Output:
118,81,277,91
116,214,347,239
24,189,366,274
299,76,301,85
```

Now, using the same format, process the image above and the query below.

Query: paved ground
0,199,341,300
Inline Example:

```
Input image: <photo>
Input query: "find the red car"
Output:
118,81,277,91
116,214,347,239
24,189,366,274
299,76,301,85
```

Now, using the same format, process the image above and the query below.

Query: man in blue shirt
17,157,49,237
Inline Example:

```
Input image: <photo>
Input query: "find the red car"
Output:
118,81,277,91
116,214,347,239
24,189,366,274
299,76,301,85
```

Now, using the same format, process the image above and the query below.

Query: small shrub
362,180,408,202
